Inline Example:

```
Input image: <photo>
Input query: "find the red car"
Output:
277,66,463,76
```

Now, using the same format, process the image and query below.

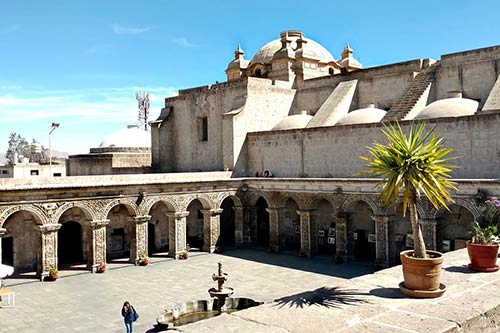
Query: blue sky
1,0,499,154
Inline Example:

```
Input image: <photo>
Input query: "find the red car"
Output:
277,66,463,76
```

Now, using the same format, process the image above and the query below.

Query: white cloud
112,23,151,35
172,37,199,48
0,86,179,153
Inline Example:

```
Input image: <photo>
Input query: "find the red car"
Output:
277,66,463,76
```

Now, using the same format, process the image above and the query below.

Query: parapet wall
241,113,500,179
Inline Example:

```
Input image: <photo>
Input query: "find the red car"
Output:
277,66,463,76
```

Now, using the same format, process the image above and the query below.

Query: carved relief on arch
0,204,48,227
341,194,382,215
243,190,272,207
181,193,212,211
52,201,96,223
139,195,178,216
101,198,139,220
213,191,243,208
282,192,316,210
433,197,483,221
310,193,344,212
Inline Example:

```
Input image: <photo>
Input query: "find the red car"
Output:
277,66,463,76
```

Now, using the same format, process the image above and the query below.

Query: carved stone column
131,215,151,265
39,224,61,280
297,210,312,257
335,213,348,262
372,215,390,268
420,218,437,250
167,211,189,259
244,206,257,243
202,208,223,253
89,219,109,272
0,228,6,265
233,206,244,245
266,207,284,252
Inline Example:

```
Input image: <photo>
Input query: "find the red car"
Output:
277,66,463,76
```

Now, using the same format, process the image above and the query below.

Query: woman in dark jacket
121,301,138,333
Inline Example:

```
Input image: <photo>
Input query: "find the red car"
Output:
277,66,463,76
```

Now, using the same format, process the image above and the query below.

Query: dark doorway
256,197,270,247
148,222,156,255
58,221,83,266
2,237,13,266
219,198,235,246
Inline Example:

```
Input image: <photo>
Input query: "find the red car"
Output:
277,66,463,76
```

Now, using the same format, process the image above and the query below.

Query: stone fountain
157,262,261,328
208,262,234,311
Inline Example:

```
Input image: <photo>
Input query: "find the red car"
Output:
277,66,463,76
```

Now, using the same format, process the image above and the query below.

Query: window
329,67,334,75
1,170,7,175
53,173,62,177
30,170,39,176
198,116,208,141
255,69,262,77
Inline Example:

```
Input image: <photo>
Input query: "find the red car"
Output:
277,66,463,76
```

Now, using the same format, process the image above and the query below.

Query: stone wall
241,113,500,179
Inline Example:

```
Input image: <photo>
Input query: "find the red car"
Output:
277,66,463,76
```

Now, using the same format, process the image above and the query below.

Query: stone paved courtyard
0,248,374,332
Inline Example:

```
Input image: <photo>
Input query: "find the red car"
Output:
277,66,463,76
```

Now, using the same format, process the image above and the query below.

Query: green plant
49,266,58,276
359,122,457,258
471,222,500,245
139,252,149,261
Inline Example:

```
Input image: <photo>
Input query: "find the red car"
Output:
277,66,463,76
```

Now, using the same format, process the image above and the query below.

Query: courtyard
0,248,374,332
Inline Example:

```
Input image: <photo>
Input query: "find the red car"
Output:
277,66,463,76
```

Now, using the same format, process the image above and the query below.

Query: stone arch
0,205,47,227
245,191,272,207
433,197,482,221
53,202,95,223
141,196,177,216
102,198,139,220
341,195,381,215
178,194,212,212
215,193,243,209
388,199,427,220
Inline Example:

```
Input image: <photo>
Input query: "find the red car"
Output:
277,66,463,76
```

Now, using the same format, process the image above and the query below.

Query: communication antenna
136,91,151,131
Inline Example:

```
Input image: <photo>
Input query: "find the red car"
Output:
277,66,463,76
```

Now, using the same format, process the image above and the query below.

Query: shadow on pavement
219,246,375,279
369,287,407,299
444,265,474,274
274,286,369,309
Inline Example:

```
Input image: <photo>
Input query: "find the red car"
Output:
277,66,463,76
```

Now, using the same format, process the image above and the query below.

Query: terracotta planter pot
139,260,149,266
400,250,443,291
467,241,499,272
48,273,58,281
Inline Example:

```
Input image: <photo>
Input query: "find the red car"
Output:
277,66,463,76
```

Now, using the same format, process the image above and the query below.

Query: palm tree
360,122,457,259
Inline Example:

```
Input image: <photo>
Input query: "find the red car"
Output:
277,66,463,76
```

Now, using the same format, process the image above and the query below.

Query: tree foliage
5,133,49,164
359,122,457,258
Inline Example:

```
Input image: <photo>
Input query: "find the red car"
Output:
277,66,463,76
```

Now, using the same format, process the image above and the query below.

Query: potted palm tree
467,222,499,272
48,266,58,281
139,252,150,266
361,122,456,298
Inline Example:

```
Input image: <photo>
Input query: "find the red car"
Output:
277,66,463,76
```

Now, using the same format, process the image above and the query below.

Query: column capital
0,227,8,237
39,223,61,233
232,206,243,212
296,209,312,217
166,211,189,219
133,215,152,223
90,219,110,228
266,207,285,213
371,215,389,223
201,208,223,216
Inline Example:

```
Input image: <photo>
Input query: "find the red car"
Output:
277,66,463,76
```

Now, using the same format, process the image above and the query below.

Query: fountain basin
157,297,263,328
208,287,234,299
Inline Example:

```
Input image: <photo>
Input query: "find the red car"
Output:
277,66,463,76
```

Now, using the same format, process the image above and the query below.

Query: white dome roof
415,98,479,120
99,126,151,148
272,114,313,131
336,107,387,125
250,34,335,65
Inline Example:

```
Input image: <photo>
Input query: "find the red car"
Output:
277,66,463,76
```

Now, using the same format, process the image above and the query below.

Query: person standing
121,301,138,333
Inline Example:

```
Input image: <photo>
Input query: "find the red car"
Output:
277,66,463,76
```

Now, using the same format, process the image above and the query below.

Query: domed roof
250,32,335,65
414,98,479,120
99,125,151,148
336,107,387,125
272,113,313,131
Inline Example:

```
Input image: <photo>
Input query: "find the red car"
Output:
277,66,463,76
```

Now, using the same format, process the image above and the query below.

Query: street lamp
49,122,60,176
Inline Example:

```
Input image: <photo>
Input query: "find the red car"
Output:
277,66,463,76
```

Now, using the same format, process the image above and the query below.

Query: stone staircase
383,63,439,121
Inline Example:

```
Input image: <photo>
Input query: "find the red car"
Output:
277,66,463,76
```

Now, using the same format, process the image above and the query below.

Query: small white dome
415,98,479,119
99,125,151,148
272,114,313,131
336,107,387,125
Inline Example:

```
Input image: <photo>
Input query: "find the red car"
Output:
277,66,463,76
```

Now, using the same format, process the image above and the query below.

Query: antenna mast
136,91,151,131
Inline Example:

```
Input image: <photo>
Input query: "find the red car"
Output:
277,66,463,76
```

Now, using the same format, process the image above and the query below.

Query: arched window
328,67,334,75
255,69,262,77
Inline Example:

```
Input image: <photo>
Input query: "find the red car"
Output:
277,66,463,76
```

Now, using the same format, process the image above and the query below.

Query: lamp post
49,122,60,176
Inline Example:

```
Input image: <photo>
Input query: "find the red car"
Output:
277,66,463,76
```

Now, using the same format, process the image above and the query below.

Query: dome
415,98,479,120
250,32,335,65
272,113,313,131
99,125,151,148
336,107,387,125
